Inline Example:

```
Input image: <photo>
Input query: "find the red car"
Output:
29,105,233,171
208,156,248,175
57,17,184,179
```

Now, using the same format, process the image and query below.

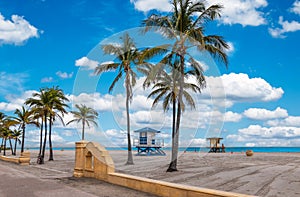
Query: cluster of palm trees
0,86,98,165
95,0,229,171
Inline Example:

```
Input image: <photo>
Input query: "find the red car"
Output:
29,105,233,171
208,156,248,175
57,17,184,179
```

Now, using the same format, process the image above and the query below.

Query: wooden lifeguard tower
133,127,165,156
207,137,225,153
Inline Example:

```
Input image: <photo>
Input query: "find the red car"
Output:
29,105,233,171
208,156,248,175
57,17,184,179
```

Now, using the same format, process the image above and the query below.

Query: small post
73,141,88,177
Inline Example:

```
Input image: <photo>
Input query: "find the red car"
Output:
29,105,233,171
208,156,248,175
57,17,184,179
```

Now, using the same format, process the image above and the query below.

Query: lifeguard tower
133,127,165,156
207,137,225,153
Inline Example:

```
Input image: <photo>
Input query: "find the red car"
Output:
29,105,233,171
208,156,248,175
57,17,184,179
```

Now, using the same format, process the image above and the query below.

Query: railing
133,138,164,147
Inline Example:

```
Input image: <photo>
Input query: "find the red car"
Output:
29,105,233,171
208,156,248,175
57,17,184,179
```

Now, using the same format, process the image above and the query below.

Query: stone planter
246,150,253,157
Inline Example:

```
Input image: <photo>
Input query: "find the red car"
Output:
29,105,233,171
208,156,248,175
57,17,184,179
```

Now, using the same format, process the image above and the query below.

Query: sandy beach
1,149,300,197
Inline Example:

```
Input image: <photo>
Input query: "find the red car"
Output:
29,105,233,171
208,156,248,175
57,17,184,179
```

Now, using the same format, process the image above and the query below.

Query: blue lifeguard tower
133,127,165,156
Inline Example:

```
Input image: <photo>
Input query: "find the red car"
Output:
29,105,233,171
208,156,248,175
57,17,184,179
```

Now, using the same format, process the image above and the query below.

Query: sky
1,0,300,148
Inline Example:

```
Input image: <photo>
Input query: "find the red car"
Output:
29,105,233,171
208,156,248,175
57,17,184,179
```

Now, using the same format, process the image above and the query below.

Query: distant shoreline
24,146,300,153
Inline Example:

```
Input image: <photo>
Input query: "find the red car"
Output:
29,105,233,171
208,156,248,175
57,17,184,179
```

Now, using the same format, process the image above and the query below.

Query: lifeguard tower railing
133,138,165,156
133,138,164,147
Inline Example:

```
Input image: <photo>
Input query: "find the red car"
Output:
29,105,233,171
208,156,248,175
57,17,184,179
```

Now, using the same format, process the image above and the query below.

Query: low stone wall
0,151,31,165
74,141,257,197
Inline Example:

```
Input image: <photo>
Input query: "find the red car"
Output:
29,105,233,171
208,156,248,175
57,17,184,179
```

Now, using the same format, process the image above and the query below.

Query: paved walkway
0,160,156,197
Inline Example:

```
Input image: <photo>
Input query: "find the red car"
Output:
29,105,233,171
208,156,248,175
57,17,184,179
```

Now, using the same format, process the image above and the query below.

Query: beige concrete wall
74,141,257,197
0,151,30,165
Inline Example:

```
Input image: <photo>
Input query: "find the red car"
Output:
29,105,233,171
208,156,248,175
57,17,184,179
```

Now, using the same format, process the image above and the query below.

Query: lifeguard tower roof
134,127,161,133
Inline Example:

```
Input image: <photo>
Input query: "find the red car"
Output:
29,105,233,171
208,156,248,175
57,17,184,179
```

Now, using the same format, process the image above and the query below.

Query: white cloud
224,111,242,122
75,56,99,70
0,13,39,45
203,73,284,105
225,42,235,55
41,77,53,83
0,90,37,112
290,0,300,15
227,125,300,146
243,107,288,120
269,16,300,38
130,0,267,26
130,0,172,12
239,125,300,138
267,116,300,127
210,0,268,26
67,92,119,112
56,71,73,79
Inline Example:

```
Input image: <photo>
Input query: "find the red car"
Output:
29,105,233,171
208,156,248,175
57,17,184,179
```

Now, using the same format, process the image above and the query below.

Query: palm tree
14,106,39,153
1,117,18,155
25,87,68,163
12,129,22,155
94,33,142,165
47,86,69,161
143,0,229,171
67,104,98,140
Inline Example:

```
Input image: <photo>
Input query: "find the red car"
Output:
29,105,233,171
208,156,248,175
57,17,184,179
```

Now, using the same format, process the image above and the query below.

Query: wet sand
2,150,300,197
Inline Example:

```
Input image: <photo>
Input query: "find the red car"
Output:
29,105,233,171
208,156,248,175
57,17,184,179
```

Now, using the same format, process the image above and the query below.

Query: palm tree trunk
167,55,185,172
40,114,48,164
14,138,17,156
0,138,3,153
82,120,85,140
9,138,14,155
3,138,6,156
125,72,134,165
39,118,43,156
167,97,177,172
21,125,25,153
49,116,54,161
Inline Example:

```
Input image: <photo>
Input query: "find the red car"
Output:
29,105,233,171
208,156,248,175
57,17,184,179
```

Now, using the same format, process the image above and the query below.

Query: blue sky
1,0,300,148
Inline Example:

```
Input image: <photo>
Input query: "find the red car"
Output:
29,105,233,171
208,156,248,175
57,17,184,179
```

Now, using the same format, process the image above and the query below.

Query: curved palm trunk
82,119,85,140
49,116,54,161
125,71,134,165
167,55,185,172
21,125,25,153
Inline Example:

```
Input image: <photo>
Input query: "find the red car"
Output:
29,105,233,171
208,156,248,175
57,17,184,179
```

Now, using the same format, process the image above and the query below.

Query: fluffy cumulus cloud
202,73,283,106
227,124,300,147
243,107,288,120
75,56,99,70
130,0,267,26
267,116,300,127
56,71,73,79
269,16,300,38
0,13,39,45
210,0,268,26
290,0,300,15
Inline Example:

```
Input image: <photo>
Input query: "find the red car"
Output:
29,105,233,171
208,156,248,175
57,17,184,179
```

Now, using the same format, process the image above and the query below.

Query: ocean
28,146,300,153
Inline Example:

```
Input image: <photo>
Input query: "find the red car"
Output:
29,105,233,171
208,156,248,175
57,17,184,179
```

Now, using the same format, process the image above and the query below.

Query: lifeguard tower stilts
134,127,165,156
207,137,225,153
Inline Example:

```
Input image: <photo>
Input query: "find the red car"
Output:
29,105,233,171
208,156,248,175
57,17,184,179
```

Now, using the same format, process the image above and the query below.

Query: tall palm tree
14,106,39,153
47,86,69,161
67,104,98,141
143,0,229,171
1,117,18,156
94,33,142,165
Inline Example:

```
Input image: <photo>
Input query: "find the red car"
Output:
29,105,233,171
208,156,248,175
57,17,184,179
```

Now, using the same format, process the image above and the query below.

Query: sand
2,150,300,197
